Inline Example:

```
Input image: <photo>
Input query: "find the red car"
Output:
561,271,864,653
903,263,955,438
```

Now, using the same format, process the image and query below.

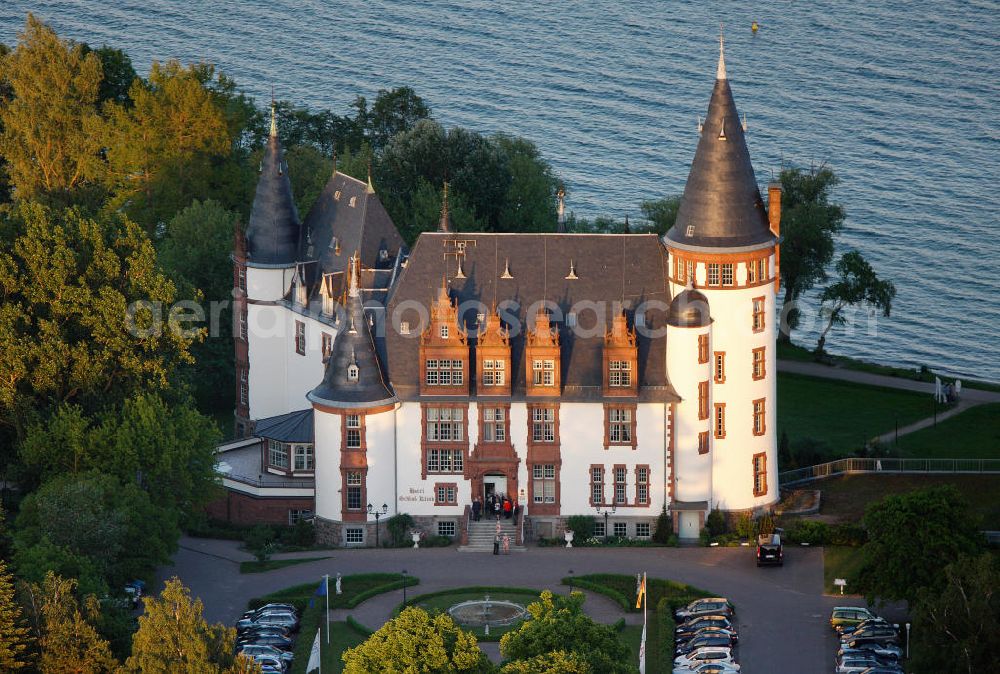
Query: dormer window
347,364,359,382
532,359,555,386
349,196,357,207
334,190,341,201
401,321,410,335
609,360,632,387
379,248,389,261
440,324,449,339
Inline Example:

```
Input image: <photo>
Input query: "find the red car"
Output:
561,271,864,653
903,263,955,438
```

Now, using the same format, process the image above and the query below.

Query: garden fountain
447,592,529,633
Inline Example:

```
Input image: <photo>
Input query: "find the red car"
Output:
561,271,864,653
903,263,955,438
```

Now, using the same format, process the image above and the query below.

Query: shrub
829,523,867,547
652,505,673,544
421,535,452,548
786,519,829,545
280,519,316,548
244,525,277,561
386,513,415,547
706,509,726,537
734,512,756,540
565,515,595,542
698,528,711,547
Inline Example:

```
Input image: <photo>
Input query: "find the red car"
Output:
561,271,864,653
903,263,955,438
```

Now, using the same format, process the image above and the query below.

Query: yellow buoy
751,21,759,33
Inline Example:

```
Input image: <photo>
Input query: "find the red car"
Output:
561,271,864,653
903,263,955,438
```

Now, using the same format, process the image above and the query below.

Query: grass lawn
314,621,369,674
402,588,545,641
823,546,866,596
816,474,1000,528
895,403,1000,459
620,624,643,667
778,372,935,458
239,556,331,574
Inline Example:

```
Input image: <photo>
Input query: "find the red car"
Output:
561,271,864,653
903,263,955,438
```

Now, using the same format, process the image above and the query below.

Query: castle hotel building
209,46,782,546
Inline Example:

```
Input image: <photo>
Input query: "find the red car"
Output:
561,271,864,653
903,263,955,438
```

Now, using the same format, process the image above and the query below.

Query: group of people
471,493,517,522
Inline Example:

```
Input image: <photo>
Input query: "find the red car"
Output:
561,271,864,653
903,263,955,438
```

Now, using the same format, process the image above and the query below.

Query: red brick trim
612,464,628,506
752,452,768,497
698,381,709,421
698,334,709,364
752,296,766,333
341,467,367,522
698,431,709,455
420,402,469,480
713,351,726,384
752,346,766,381
633,464,651,507
752,398,766,436
526,403,560,446
341,412,367,451
434,482,458,506
603,402,638,449
476,403,512,447
714,403,726,439
527,461,561,515
526,403,560,515
589,464,605,507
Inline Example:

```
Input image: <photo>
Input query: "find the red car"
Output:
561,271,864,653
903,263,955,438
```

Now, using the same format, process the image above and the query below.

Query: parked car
839,625,899,646
675,599,735,621
858,668,907,674
673,646,737,670
237,612,299,633
237,624,291,637
836,655,897,674
250,654,287,672
235,633,294,652
237,644,294,663
242,604,298,620
840,617,893,636
676,615,736,641
676,633,737,655
839,642,903,661
676,627,739,647
673,663,740,674
756,533,783,566
831,607,878,632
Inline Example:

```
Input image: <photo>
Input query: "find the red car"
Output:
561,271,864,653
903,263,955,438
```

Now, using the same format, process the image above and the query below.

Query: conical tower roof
245,103,301,266
307,257,396,409
664,43,775,251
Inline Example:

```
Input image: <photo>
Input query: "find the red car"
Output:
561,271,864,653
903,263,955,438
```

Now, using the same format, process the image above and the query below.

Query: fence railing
780,457,1000,487
222,472,315,490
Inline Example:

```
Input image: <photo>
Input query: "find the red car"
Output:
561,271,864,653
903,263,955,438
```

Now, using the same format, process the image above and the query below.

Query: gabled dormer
525,309,560,396
604,311,638,397
476,306,511,397
419,278,469,396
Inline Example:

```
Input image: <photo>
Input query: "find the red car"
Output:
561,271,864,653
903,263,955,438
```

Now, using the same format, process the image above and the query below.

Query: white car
673,662,741,674
673,646,738,670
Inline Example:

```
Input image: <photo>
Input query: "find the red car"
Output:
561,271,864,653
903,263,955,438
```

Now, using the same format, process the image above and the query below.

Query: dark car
676,633,738,655
676,627,739,648
840,642,903,661
839,626,899,646
840,617,893,636
237,612,299,633
675,615,735,640
756,533,783,566
675,598,734,621
236,633,294,652
241,604,298,620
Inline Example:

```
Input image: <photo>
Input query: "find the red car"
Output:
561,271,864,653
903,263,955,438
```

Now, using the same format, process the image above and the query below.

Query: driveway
157,537,871,673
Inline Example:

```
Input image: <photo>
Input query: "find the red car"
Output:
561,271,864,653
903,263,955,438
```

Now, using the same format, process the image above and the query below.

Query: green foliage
784,519,829,545
386,512,415,547
776,166,846,342
856,485,985,603
500,650,589,673
0,15,105,203
639,196,681,235
817,250,896,355
0,559,32,671
910,553,1000,673
124,577,243,674
342,606,488,673
500,590,635,674
651,505,673,544
283,144,334,216
565,515,595,542
286,518,316,548
705,509,726,537
84,45,137,105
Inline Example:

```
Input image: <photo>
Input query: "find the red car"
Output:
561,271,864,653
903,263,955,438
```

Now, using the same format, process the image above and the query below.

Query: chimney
768,181,782,237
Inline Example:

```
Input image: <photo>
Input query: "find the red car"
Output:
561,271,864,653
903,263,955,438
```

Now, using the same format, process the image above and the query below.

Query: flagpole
324,573,330,644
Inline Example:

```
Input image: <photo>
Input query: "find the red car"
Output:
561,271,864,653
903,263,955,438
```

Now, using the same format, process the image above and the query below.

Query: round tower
307,256,398,546
663,38,779,514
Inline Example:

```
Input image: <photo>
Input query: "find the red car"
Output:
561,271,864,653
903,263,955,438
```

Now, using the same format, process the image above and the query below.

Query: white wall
667,322,713,504
313,409,342,521
364,409,399,515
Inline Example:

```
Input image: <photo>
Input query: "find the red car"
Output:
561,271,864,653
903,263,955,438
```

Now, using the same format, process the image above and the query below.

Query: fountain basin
447,599,529,627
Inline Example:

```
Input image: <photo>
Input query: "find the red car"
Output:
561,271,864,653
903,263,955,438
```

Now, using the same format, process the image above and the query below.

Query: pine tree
27,572,118,673
0,559,32,670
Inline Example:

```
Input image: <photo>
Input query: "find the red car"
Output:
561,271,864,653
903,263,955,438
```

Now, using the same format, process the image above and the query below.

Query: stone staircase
458,518,526,552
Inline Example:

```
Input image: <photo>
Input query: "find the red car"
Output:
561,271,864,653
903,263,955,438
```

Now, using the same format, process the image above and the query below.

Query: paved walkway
157,536,887,674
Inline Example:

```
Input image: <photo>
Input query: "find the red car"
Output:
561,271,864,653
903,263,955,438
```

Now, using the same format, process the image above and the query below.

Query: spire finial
717,23,727,80
556,186,566,233
348,253,360,298
438,181,451,232
366,159,375,194
269,87,278,137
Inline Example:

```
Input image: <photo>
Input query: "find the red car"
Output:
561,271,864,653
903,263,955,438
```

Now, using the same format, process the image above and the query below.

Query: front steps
458,518,526,552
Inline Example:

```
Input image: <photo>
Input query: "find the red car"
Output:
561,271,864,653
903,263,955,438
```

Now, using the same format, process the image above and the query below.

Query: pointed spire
437,274,450,304
348,253,361,298
717,24,727,80
438,181,452,232
366,159,375,194
556,187,566,233
500,257,513,279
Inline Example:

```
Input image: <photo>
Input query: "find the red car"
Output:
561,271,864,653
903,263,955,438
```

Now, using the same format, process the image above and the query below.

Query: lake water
3,0,998,381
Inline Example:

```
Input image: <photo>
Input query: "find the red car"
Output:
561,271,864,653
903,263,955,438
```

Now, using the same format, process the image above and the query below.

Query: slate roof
664,57,776,252
667,287,712,328
245,130,301,266
253,409,314,443
384,232,679,403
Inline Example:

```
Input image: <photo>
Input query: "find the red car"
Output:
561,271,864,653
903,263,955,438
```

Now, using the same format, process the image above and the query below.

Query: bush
829,522,867,547
421,534,452,548
244,524,277,561
734,512,756,540
565,515,595,541
786,519,829,545
652,505,673,544
698,528,711,547
386,513,415,547
706,509,725,537
280,519,316,548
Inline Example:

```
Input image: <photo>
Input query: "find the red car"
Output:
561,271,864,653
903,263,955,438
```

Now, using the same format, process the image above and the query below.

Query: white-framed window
636,466,649,504
239,314,248,341
288,509,313,525
481,359,506,386
532,464,556,504
591,466,604,505
747,259,757,284
345,528,363,544
715,404,726,438
753,399,766,435
752,297,766,332
608,408,632,444
753,347,766,380
268,440,289,469
531,407,556,443
347,363,359,381
721,263,734,286
435,485,457,504
532,359,555,386
400,321,410,335
614,466,627,504
426,407,464,442
707,263,721,286
237,267,246,291
714,352,725,383
438,521,457,538
686,260,695,284
239,368,248,406
440,324,449,339
613,522,628,538
295,321,305,355
609,360,632,387
758,258,767,281
293,444,314,471
426,449,464,473
345,471,362,510
425,359,464,386
322,333,332,360
345,414,361,449
636,522,651,538
482,407,506,442
594,520,606,538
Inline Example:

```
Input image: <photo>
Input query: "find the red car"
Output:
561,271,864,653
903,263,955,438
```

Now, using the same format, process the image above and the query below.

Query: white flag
638,622,646,674
306,628,322,673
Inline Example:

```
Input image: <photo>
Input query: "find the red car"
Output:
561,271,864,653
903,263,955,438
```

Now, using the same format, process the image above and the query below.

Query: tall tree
364,86,431,151
82,45,137,106
500,591,635,674
500,651,590,673
856,486,984,604
816,250,896,355
640,196,681,235
0,203,195,445
0,14,104,203
342,606,488,673
22,572,118,673
0,559,32,671
775,167,845,343
124,577,244,674
495,134,559,233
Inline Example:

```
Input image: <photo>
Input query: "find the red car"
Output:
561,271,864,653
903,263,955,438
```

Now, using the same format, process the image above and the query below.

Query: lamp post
402,569,409,605
367,503,388,547
595,503,616,542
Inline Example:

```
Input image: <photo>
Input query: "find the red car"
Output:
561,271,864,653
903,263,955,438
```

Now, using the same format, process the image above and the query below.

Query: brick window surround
527,403,561,515
752,296,766,333
420,403,469,479
478,404,511,444
714,403,726,439
604,403,638,449
752,347,766,380
634,464,650,506
589,464,605,506
698,431,709,455
613,464,628,505
341,468,368,522
753,398,766,436
753,452,768,497
698,334,709,364
342,412,366,451
713,351,726,384
698,381,709,420
434,482,458,506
